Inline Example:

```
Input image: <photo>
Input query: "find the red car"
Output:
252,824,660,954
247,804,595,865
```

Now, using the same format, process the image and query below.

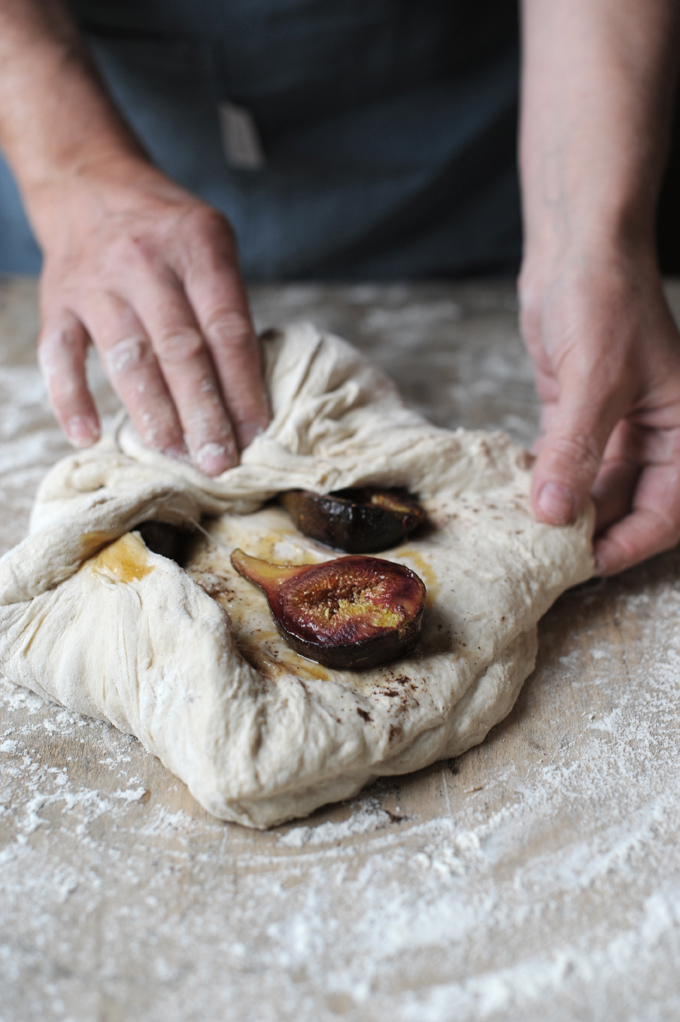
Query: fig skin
231,549,426,670
280,487,426,553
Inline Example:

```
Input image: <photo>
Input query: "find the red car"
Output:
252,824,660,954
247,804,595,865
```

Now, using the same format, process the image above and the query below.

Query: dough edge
0,324,595,828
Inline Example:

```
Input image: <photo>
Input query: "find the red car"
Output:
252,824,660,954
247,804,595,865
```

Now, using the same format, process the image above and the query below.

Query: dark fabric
0,1,521,278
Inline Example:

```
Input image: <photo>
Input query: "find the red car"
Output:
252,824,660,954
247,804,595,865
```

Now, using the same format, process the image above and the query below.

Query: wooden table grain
2,277,680,1022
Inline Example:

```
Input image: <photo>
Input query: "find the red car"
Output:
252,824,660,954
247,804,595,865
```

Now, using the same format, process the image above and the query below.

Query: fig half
231,549,426,670
280,487,426,553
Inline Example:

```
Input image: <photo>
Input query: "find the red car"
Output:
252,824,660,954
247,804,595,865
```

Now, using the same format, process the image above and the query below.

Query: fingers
194,301,269,452
106,209,268,473
132,281,240,474
590,456,640,533
38,312,100,447
594,461,680,574
182,217,270,450
589,420,641,532
83,293,186,458
593,425,680,574
531,361,629,526
89,285,238,475
38,195,269,474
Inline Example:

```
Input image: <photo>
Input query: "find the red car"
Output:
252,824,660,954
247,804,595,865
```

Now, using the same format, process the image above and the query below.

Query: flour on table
0,324,594,827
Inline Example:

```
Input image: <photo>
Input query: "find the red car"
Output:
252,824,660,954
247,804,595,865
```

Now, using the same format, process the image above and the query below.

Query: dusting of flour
2,280,680,1022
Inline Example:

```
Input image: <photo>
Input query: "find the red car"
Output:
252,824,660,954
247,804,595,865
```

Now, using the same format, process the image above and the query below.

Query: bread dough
0,324,594,828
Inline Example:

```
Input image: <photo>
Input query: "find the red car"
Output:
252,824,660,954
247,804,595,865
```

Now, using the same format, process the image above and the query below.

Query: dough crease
0,325,594,827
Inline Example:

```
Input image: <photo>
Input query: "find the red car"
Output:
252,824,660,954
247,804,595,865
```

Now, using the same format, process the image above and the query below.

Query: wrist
521,144,660,264
24,152,176,248
518,234,667,360
520,220,660,295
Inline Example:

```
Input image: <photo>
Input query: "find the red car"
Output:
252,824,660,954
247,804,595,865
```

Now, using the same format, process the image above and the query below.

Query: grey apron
0,0,520,279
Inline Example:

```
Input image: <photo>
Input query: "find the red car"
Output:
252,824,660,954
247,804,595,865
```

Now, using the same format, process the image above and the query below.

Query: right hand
520,243,680,576
34,158,269,475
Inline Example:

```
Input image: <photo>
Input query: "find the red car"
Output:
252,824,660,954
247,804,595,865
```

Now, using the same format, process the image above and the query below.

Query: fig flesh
231,549,426,670
280,487,426,553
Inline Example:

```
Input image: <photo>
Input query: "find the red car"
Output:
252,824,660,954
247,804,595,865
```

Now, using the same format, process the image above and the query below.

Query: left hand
520,245,680,576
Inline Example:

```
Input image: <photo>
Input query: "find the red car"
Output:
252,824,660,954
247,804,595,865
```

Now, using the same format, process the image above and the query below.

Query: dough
0,324,594,828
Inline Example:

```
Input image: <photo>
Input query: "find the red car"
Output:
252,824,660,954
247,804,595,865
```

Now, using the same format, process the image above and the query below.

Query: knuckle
104,335,151,377
155,329,204,365
204,308,254,350
191,205,233,239
182,205,235,253
38,322,87,378
40,319,81,352
549,432,602,477
185,402,229,436
182,210,239,271
196,376,224,406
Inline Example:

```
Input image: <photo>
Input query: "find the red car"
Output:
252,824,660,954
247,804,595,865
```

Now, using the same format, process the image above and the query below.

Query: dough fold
0,325,594,827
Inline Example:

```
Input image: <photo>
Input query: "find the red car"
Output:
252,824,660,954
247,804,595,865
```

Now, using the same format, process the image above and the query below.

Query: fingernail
67,415,99,448
195,441,235,475
537,482,575,524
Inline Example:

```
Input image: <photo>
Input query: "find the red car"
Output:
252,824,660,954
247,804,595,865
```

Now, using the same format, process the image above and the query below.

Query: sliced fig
231,549,426,670
280,487,426,553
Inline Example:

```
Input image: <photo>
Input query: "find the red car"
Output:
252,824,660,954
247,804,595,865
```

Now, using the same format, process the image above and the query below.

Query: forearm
518,0,680,576
520,0,680,262
0,0,150,238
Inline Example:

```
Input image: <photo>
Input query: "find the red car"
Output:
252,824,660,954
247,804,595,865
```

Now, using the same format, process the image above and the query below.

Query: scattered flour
3,281,680,1022
279,803,394,848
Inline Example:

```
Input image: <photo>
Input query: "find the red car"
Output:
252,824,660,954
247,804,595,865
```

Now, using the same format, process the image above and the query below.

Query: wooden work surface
2,278,680,1022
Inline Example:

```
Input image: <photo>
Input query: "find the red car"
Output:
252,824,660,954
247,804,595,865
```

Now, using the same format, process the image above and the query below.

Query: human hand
34,159,269,475
520,248,680,576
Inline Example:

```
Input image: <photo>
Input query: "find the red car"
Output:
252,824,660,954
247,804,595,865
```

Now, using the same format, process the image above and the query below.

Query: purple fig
280,487,426,553
231,549,426,670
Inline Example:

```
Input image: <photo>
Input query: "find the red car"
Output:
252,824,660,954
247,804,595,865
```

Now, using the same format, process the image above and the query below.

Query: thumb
531,371,623,526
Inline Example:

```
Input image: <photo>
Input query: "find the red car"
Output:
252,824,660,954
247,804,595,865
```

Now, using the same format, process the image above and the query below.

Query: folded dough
0,325,594,828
